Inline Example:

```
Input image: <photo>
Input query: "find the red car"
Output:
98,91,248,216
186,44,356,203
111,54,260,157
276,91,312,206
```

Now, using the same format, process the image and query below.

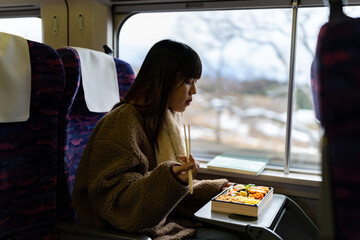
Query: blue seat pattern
0,40,65,240
56,47,135,224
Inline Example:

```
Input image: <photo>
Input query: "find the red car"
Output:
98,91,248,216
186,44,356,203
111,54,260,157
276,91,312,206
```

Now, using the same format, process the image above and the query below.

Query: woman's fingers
172,161,194,174
172,154,200,184
188,154,199,175
177,154,199,176
178,155,189,163
178,155,198,171
222,182,234,191
172,164,191,183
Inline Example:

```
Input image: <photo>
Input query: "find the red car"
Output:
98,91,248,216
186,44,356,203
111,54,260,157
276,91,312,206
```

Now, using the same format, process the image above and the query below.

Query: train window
292,7,327,171
292,5,360,171
117,5,360,173
0,17,42,42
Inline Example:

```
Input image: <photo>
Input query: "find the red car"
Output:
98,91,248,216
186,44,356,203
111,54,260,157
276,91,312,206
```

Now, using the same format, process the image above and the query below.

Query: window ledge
198,162,322,199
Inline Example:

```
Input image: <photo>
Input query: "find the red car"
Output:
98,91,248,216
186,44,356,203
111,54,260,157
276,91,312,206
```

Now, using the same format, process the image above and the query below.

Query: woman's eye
185,80,192,85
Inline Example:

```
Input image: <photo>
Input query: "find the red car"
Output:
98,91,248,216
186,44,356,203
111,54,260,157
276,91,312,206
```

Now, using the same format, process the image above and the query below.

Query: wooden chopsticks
184,124,193,194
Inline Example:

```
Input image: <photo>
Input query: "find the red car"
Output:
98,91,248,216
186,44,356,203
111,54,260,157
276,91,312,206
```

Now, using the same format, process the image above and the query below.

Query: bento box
211,183,273,217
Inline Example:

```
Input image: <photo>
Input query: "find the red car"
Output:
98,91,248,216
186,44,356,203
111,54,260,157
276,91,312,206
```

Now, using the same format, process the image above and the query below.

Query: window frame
0,4,40,18
112,0,360,198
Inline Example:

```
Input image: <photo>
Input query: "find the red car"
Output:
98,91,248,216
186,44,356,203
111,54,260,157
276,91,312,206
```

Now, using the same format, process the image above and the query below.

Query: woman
73,39,239,240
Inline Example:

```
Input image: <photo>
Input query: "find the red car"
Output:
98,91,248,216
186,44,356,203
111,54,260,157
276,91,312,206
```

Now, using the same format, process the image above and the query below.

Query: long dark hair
113,39,202,144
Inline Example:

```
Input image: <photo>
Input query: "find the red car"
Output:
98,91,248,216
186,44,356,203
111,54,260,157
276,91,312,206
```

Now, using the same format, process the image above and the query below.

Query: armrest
246,225,283,240
58,222,151,240
284,197,320,240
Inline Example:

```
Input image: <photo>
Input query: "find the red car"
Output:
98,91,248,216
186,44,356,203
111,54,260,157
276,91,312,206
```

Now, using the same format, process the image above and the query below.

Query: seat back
56,47,135,223
0,39,65,240
311,16,360,239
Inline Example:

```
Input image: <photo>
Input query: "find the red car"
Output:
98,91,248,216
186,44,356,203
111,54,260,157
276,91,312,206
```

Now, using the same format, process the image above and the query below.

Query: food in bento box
215,183,270,205
212,183,274,216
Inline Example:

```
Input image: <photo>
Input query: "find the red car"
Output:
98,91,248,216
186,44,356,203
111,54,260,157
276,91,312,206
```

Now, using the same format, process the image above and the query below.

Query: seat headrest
72,47,120,113
0,32,31,122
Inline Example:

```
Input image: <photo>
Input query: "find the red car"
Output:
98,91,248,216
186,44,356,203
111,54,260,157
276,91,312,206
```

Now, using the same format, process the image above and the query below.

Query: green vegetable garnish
245,183,255,193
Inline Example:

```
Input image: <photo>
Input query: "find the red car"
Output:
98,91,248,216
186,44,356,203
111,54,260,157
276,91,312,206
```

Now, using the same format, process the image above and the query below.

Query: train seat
56,47,150,239
311,4,360,239
0,33,65,240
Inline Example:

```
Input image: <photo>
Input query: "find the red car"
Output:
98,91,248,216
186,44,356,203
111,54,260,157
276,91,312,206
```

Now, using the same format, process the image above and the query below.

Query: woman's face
169,78,197,113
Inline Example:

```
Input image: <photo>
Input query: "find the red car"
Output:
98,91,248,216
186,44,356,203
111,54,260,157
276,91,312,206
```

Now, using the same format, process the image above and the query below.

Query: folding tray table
194,194,319,240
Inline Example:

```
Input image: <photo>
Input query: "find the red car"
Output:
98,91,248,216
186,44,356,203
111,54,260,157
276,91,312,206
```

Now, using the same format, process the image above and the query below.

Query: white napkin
0,32,31,122
72,47,119,113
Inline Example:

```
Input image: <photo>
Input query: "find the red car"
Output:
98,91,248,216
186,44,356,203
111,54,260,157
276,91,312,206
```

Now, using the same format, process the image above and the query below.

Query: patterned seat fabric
56,47,135,223
0,41,65,240
312,17,360,240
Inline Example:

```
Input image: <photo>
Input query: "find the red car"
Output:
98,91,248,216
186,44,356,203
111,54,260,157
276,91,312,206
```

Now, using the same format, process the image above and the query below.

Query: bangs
179,46,202,80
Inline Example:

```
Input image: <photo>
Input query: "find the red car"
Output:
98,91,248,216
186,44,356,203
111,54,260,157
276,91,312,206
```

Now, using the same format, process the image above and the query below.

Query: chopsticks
184,124,193,194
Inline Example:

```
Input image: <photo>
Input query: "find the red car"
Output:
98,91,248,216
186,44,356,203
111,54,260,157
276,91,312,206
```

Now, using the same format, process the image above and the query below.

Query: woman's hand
172,154,199,184
222,182,235,191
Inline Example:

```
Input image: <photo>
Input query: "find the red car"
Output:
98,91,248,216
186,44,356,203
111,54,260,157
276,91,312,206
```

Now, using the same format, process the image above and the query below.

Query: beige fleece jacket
73,104,228,240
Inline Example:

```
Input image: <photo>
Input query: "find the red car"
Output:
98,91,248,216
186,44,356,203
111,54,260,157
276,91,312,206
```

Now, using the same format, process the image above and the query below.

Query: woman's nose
190,82,197,95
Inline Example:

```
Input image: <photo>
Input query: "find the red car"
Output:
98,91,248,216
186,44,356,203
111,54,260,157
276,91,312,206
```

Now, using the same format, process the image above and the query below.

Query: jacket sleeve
191,178,229,200
171,178,228,218
85,117,189,232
